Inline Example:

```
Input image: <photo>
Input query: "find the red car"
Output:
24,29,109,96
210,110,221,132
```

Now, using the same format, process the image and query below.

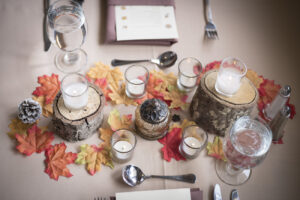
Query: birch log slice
52,84,105,142
190,70,258,136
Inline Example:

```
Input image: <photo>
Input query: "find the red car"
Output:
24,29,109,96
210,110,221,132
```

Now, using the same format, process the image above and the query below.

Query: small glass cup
215,57,247,96
177,57,202,92
125,65,149,99
61,73,88,110
179,125,208,159
111,129,137,163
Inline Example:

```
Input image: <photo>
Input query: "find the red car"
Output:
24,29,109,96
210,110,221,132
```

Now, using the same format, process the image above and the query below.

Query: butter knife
43,0,51,51
214,184,222,200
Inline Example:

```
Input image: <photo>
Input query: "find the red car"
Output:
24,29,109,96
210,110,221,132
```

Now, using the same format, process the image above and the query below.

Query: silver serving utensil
111,51,177,69
43,0,51,51
214,184,222,200
122,165,196,187
231,189,240,200
204,0,218,39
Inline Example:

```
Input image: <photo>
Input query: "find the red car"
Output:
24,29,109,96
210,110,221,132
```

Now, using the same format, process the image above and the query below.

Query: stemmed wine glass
215,116,272,185
47,0,87,73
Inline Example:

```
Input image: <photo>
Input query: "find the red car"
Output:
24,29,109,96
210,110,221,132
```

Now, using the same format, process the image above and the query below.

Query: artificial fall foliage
32,96,53,117
206,136,226,162
15,125,54,156
44,143,77,181
32,73,60,105
75,144,114,175
158,119,196,162
7,117,34,138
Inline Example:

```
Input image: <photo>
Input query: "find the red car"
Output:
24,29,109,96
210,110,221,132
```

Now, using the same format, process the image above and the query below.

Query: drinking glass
47,0,87,73
215,116,272,185
125,65,149,99
215,57,247,96
177,57,202,92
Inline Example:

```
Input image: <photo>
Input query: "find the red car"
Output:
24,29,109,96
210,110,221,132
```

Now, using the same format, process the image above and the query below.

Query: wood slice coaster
52,83,105,142
190,70,258,136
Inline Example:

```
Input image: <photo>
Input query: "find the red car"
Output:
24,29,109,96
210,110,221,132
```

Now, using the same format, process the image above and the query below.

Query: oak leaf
75,144,114,175
206,136,226,161
32,96,53,117
15,125,54,156
44,143,77,180
7,117,34,138
32,74,60,105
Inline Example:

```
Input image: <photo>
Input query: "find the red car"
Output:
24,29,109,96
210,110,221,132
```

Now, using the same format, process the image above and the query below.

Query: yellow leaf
32,95,53,117
109,83,137,106
246,69,264,89
99,128,113,145
7,118,35,138
107,109,133,131
206,136,226,161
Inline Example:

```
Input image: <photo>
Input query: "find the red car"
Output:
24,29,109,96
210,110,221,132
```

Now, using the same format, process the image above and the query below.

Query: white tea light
182,137,202,156
127,79,145,96
111,129,136,162
125,65,149,99
113,141,133,160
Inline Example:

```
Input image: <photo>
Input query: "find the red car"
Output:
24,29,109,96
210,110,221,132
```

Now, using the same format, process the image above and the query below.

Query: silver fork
204,0,218,39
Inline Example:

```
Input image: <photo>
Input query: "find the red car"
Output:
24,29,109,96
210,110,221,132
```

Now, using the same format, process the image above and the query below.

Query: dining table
0,0,299,199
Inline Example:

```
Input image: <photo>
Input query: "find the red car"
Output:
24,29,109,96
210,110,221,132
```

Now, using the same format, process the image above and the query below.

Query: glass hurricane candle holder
215,57,247,96
179,125,208,159
215,116,272,186
111,129,137,163
125,65,149,99
177,57,202,92
61,73,88,110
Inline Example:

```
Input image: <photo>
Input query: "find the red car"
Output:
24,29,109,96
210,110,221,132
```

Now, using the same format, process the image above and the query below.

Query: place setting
3,0,297,200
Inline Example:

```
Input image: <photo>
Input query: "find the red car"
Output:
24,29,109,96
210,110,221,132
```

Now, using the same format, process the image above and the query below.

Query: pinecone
18,98,42,124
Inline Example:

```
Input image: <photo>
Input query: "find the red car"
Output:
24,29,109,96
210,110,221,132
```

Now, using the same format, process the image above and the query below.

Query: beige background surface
0,0,299,200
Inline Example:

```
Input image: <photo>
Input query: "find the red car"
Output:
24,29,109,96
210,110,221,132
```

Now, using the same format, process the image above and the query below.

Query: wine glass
215,116,272,185
47,0,87,73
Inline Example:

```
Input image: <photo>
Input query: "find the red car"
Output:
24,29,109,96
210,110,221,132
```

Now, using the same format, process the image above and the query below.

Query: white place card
115,5,179,41
116,188,191,200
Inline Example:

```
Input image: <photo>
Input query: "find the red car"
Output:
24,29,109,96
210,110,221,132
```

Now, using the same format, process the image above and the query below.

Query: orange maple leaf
15,125,54,156
246,69,264,89
32,96,53,117
206,136,226,161
44,143,77,180
7,117,34,139
32,74,60,105
94,78,112,101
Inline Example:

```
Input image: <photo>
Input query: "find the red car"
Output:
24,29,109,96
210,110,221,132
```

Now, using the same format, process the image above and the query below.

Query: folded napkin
105,0,178,46
110,188,202,200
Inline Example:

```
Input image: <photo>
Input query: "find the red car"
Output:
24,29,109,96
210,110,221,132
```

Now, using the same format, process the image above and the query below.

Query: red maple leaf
94,78,112,101
158,127,186,162
44,143,77,181
15,125,54,156
32,74,60,105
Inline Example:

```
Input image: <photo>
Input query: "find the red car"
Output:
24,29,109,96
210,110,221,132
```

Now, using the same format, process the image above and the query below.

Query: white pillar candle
127,79,145,96
182,136,202,156
215,68,242,96
63,82,88,110
113,140,133,160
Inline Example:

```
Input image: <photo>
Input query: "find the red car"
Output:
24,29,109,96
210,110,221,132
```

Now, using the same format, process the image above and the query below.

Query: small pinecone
18,98,42,124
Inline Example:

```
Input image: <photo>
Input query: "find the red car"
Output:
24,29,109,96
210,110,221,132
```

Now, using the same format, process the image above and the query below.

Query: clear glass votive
215,57,247,96
179,125,208,159
177,57,202,92
125,65,149,99
61,73,88,110
111,129,137,163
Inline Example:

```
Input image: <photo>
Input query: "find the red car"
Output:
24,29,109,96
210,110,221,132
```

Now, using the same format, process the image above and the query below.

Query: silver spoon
122,165,196,187
111,51,177,69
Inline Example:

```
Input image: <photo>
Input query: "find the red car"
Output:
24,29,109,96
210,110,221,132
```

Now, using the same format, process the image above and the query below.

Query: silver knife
214,184,222,200
43,0,51,51
231,189,240,200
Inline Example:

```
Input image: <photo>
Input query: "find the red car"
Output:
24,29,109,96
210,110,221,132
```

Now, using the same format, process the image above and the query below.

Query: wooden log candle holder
190,70,258,136
52,84,105,142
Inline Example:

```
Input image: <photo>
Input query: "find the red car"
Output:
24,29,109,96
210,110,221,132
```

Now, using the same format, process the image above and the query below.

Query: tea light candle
61,73,89,110
127,79,145,96
179,76,197,88
215,57,247,96
111,129,136,162
179,125,208,159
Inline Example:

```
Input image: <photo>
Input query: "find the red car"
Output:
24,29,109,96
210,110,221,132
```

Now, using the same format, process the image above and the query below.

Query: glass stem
63,51,79,65
226,163,243,175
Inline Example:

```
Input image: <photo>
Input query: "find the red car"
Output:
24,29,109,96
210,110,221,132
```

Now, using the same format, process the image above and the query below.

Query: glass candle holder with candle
111,129,137,163
179,125,208,159
215,57,247,96
177,57,202,92
125,65,149,99
61,73,88,110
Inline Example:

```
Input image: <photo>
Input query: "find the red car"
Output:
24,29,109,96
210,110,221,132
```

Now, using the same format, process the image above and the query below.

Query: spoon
122,165,196,187
111,51,177,69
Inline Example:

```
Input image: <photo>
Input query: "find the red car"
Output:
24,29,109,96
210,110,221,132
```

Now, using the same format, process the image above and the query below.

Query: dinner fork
94,197,106,200
204,0,218,39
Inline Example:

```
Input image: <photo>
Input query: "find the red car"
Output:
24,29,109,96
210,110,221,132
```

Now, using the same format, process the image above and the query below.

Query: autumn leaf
32,74,60,105
44,143,77,180
109,83,137,106
246,69,264,89
107,109,133,131
32,96,53,117
94,78,112,101
158,127,185,162
169,119,196,131
75,144,113,175
197,61,221,83
7,117,34,138
99,128,113,146
206,136,226,161
15,125,54,156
